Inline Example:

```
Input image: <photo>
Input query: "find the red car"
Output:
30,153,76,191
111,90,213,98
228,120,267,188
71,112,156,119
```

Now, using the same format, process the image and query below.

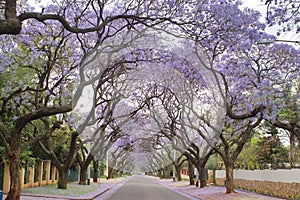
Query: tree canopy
0,0,299,199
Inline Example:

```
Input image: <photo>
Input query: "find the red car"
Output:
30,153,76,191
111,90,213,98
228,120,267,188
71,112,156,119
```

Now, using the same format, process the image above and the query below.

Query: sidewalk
156,178,286,200
3,177,129,200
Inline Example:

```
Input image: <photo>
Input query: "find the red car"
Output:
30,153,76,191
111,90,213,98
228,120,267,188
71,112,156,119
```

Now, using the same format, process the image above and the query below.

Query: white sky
241,0,265,9
241,0,300,41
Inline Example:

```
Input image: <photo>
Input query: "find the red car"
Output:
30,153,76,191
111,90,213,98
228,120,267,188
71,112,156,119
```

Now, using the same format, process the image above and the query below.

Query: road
105,175,192,200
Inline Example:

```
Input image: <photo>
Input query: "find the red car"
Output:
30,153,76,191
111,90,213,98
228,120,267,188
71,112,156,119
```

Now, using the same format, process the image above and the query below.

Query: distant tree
283,130,300,168
273,90,300,143
256,123,289,169
235,137,259,170
38,119,80,189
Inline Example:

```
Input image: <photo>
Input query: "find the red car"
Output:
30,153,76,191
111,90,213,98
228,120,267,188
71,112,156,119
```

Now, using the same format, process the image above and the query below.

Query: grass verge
22,183,101,197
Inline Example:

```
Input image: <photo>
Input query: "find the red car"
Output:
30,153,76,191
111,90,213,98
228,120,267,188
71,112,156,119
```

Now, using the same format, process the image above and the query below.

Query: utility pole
106,149,109,179
87,142,91,185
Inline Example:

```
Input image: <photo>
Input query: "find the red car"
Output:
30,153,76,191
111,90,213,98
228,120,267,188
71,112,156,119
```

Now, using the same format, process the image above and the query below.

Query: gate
67,169,79,182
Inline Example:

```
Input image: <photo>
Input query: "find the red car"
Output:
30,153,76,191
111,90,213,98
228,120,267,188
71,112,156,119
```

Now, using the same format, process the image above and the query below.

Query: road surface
105,175,192,200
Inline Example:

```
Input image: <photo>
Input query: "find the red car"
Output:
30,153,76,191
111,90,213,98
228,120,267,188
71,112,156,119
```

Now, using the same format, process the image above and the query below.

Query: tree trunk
289,133,295,168
160,169,165,178
224,161,235,193
6,153,21,200
6,131,21,200
198,167,207,188
177,170,182,181
93,160,99,182
108,166,113,179
79,166,87,185
175,165,182,181
76,152,94,185
57,168,68,189
188,160,195,185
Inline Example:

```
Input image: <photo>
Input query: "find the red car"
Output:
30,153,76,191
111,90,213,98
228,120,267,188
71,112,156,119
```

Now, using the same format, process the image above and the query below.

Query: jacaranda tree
0,20,78,199
1,0,299,199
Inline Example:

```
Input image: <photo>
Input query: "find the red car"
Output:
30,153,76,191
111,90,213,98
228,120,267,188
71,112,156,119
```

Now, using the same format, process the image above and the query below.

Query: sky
241,0,265,9
241,0,300,42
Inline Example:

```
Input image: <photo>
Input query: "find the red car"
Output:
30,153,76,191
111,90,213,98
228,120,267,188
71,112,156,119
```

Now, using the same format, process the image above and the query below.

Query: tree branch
15,104,72,134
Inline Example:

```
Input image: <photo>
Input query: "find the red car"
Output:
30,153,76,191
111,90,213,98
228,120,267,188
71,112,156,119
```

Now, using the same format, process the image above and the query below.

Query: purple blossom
46,90,51,95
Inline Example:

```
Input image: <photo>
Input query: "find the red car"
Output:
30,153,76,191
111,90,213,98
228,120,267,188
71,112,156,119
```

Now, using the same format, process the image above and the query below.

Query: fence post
3,160,10,193
20,167,25,190
29,166,35,187
51,166,57,184
38,161,43,186
45,161,51,185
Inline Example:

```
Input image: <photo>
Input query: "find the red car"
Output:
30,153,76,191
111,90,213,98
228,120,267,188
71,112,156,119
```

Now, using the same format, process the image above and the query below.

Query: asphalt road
105,175,192,200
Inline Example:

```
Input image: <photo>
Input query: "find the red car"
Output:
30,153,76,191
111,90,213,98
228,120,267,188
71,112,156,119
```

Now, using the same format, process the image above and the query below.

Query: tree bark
193,150,212,188
175,165,182,181
224,161,235,194
57,168,68,189
7,155,20,200
93,160,99,182
0,0,22,34
198,167,207,188
79,167,87,185
188,159,195,185
77,152,94,185
6,130,21,200
108,166,113,179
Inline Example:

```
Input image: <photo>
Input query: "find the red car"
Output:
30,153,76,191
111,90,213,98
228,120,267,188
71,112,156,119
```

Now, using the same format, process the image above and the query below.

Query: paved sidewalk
3,177,130,200
156,178,286,200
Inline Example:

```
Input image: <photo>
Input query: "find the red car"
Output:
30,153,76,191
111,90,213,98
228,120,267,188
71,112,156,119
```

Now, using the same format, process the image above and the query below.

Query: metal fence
67,169,79,182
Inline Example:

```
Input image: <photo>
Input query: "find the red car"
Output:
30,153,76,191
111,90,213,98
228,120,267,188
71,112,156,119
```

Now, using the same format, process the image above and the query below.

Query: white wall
215,169,300,183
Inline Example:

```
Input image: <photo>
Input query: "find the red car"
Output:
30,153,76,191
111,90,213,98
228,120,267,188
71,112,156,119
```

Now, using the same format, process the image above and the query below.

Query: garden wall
215,169,300,199
2,160,59,193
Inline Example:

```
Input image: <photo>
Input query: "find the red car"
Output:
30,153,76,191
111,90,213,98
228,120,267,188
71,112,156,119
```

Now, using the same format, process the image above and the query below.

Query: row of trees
0,0,299,200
